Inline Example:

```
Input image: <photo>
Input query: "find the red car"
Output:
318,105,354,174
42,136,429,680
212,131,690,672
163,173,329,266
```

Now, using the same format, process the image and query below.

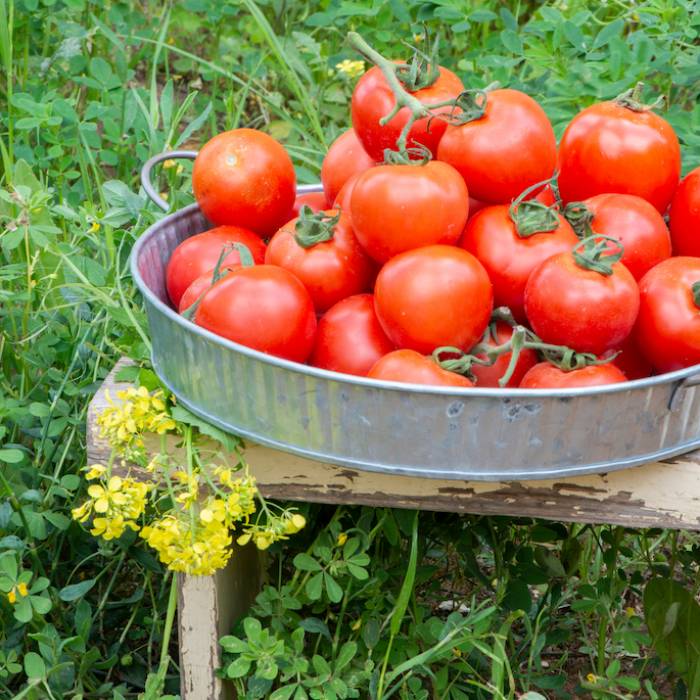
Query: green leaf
335,641,357,672
30,595,52,615
502,579,532,612
225,656,251,679
0,448,24,463
220,635,247,653
44,511,71,531
293,553,322,572
389,511,419,637
14,597,33,623
170,404,239,452
306,572,323,600
593,18,624,49
23,652,45,679
59,579,96,602
500,29,523,54
324,572,343,603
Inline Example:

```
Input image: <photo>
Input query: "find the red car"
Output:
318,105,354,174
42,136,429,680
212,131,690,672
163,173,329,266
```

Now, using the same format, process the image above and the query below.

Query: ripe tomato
519,362,627,388
368,349,473,387
178,266,236,313
166,226,266,308
265,209,374,312
321,129,375,204
634,257,700,372
461,205,578,322
192,129,296,235
194,265,316,362
437,89,557,203
470,321,539,388
310,294,394,376
467,196,489,221
557,97,681,213
290,191,329,218
571,194,671,280
333,171,362,216
374,245,493,354
524,242,640,355
669,167,700,256
351,161,469,263
606,336,652,380
351,63,464,161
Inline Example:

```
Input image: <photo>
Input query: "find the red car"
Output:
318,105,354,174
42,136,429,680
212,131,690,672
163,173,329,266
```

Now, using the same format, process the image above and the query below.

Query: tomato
470,322,539,388
178,266,236,314
310,294,394,376
350,161,469,263
467,196,489,221
461,205,578,322
368,349,473,387
374,245,493,354
524,241,640,355
321,129,375,204
265,209,374,312
572,194,671,280
437,89,557,203
194,265,316,362
166,226,266,308
351,63,464,161
557,97,681,213
606,336,652,380
519,362,627,388
669,167,700,256
290,191,329,218
634,257,700,373
192,129,296,235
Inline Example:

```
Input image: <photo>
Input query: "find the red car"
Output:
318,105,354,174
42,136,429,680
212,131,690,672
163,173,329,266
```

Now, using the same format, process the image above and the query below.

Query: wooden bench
87,362,700,700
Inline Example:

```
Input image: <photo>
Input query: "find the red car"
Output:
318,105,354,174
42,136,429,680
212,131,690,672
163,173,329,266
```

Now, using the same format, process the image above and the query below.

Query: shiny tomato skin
351,161,469,263
321,129,375,204
606,336,652,380
519,362,627,388
333,172,362,219
165,226,267,308
437,89,557,203
290,191,329,218
265,209,374,312
471,321,539,388
310,294,394,376
461,205,578,322
374,245,493,354
580,193,671,280
351,64,464,161
524,252,640,355
669,167,700,256
194,265,316,362
192,129,296,235
635,257,700,373
178,266,236,313
368,349,474,387
558,101,681,213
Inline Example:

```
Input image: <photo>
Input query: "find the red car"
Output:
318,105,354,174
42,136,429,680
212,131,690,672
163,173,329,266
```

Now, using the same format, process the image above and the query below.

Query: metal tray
131,152,700,481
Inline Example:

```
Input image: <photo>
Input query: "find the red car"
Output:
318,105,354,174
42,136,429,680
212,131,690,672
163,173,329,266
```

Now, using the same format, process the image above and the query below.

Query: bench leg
178,543,263,700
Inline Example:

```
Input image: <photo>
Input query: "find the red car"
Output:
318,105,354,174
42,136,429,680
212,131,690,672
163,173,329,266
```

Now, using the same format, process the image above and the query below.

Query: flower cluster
7,582,28,605
97,387,176,456
237,511,306,551
336,59,365,78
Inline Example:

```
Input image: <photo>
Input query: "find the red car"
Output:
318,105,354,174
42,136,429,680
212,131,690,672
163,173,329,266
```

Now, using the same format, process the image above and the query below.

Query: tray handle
669,372,700,411
141,150,198,212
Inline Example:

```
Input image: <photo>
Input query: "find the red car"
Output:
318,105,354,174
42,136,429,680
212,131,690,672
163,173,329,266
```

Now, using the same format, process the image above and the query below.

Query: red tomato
350,161,469,263
606,336,652,380
165,226,266,308
524,245,640,355
374,245,493,354
265,209,374,312
192,129,296,235
437,89,557,203
194,265,316,362
178,266,236,314
333,172,362,216
470,322,539,388
519,362,627,388
321,129,375,204
669,167,700,256
467,197,489,220
461,205,578,322
290,191,329,218
574,194,671,280
351,63,464,161
532,184,557,207
558,98,680,213
368,349,473,387
635,257,700,373
310,294,394,376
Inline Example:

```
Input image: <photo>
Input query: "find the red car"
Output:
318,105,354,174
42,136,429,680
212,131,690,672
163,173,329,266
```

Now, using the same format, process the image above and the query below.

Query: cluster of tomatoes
163,47,700,390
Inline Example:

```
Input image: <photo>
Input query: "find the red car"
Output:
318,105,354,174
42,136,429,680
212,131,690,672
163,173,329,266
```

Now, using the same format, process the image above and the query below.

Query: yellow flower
336,532,348,547
586,673,597,683
625,606,635,618
17,582,28,597
7,589,16,604
335,59,365,79
351,619,361,631
90,221,100,233
7,583,29,604
237,533,252,546
85,464,107,480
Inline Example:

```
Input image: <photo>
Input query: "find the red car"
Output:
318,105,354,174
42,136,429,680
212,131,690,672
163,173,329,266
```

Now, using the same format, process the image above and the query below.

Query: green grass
1,0,700,698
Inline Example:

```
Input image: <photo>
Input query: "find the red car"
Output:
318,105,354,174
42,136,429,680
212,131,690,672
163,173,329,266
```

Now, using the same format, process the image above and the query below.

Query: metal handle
141,150,198,212
669,373,700,410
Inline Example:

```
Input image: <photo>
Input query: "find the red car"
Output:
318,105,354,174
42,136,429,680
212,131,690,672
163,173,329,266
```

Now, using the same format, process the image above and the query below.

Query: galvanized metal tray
132,152,700,481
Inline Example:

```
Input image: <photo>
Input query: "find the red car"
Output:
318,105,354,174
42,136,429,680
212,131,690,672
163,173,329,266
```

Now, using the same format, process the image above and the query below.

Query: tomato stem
692,281,700,309
294,206,339,248
563,201,595,239
571,234,624,276
614,81,665,113
508,176,561,238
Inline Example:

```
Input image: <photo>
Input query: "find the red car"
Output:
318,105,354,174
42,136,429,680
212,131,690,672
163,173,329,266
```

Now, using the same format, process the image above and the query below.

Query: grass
1,0,700,698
